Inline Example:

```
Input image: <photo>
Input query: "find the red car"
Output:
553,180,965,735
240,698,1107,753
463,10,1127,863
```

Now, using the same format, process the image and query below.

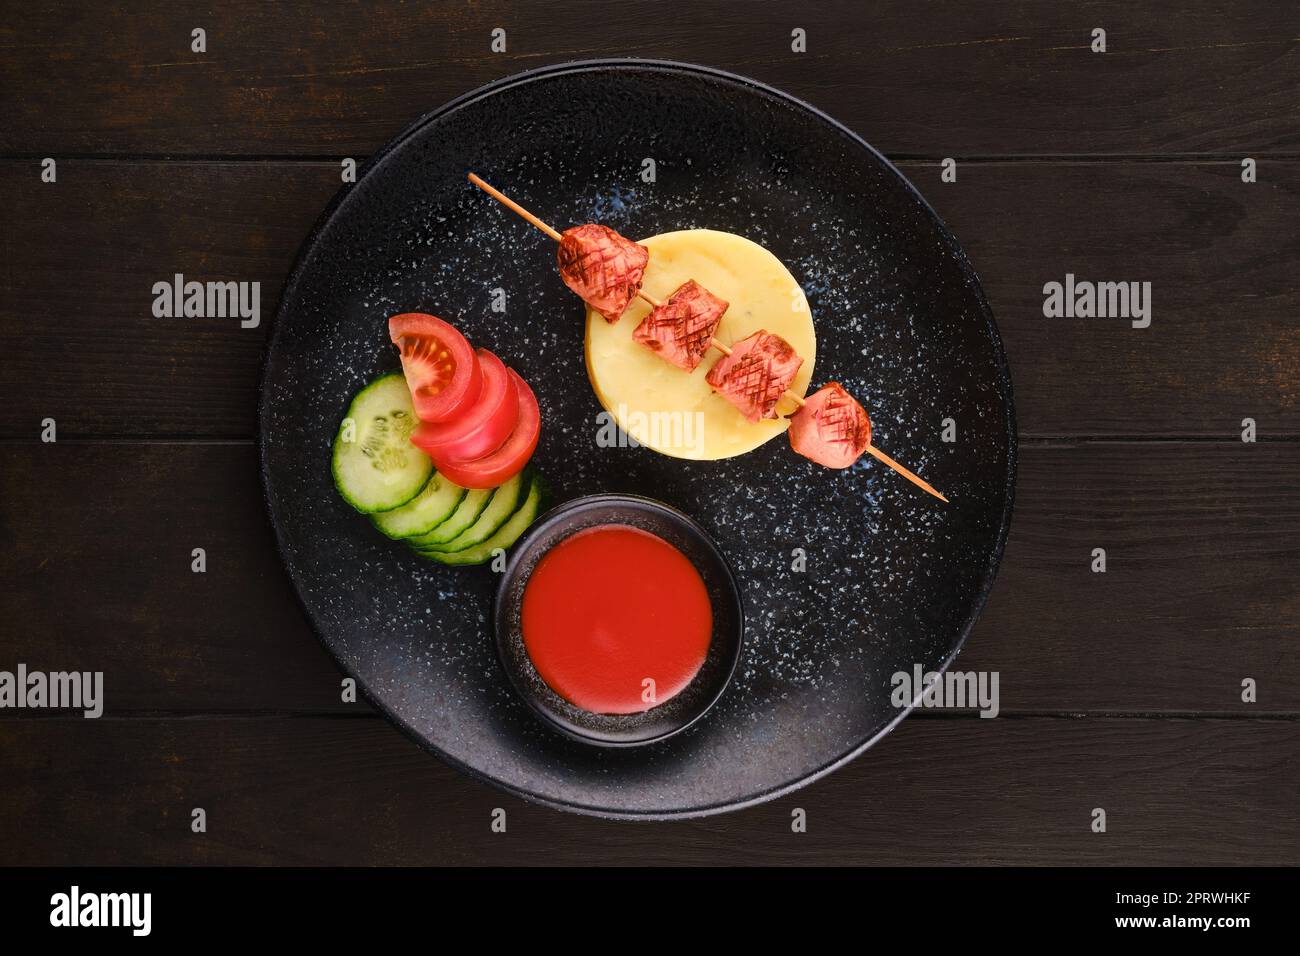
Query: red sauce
520,524,712,715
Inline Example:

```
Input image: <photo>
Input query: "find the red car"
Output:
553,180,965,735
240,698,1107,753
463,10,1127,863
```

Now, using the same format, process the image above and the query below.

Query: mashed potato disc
585,229,815,460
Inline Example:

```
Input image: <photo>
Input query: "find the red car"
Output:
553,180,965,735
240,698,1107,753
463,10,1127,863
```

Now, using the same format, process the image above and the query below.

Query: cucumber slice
415,470,528,554
371,472,467,539
429,474,543,567
405,487,493,548
332,374,432,513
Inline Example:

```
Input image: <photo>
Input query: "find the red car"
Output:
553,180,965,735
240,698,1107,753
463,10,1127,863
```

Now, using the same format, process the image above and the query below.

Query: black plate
495,494,745,747
259,59,1016,819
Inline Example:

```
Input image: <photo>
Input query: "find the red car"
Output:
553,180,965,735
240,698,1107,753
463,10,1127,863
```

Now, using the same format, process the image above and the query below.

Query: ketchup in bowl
520,524,713,715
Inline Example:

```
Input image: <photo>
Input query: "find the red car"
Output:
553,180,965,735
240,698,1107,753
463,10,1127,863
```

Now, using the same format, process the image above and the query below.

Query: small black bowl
494,494,744,747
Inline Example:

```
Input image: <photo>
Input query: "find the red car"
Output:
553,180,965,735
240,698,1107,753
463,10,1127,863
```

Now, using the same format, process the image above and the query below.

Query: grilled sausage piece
787,382,872,468
632,280,729,371
705,330,804,422
556,224,649,323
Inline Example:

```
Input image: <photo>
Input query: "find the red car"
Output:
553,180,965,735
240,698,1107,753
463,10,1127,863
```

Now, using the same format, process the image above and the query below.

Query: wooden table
1,1,1296,865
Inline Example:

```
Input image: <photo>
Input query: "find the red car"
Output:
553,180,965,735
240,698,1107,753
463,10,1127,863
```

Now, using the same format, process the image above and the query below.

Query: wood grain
962,440,1300,713
0,161,335,438
2,160,1296,438
0,440,350,715
0,715,1292,865
2,441,1295,714
2,1,1296,157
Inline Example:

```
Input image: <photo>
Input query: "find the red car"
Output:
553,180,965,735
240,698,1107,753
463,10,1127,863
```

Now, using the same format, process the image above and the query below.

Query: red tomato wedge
429,370,540,489
409,349,517,462
389,313,481,423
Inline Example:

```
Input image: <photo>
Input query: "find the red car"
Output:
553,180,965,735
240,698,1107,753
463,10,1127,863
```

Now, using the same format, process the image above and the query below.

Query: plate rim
257,57,1019,821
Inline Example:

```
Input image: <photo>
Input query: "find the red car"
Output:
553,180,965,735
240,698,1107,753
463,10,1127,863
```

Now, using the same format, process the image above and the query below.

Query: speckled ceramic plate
259,59,1016,819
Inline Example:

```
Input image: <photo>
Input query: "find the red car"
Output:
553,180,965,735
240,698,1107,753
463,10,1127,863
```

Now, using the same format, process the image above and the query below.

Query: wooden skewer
468,173,563,242
467,172,946,502
864,445,948,504
470,174,779,394
466,177,738,357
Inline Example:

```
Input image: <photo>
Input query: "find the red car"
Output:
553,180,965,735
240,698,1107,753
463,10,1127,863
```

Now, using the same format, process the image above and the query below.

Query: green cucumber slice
405,487,493,548
331,373,432,513
371,472,467,539
415,470,528,554
429,475,543,567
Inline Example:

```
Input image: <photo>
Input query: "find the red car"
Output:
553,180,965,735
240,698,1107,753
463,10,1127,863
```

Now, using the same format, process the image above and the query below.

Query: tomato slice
389,313,481,423
409,349,518,462
429,370,540,489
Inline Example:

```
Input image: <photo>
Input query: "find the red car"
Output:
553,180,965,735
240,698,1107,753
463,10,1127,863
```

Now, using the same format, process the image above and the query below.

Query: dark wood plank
961,440,1300,713
0,715,1292,865
924,160,1300,437
2,160,1297,438
2,441,1296,714
0,440,354,714
0,161,336,438
2,2,1296,156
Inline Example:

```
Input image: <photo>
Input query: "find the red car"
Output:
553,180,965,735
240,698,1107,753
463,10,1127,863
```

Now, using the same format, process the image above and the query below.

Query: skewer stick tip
864,444,948,503
466,172,563,242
